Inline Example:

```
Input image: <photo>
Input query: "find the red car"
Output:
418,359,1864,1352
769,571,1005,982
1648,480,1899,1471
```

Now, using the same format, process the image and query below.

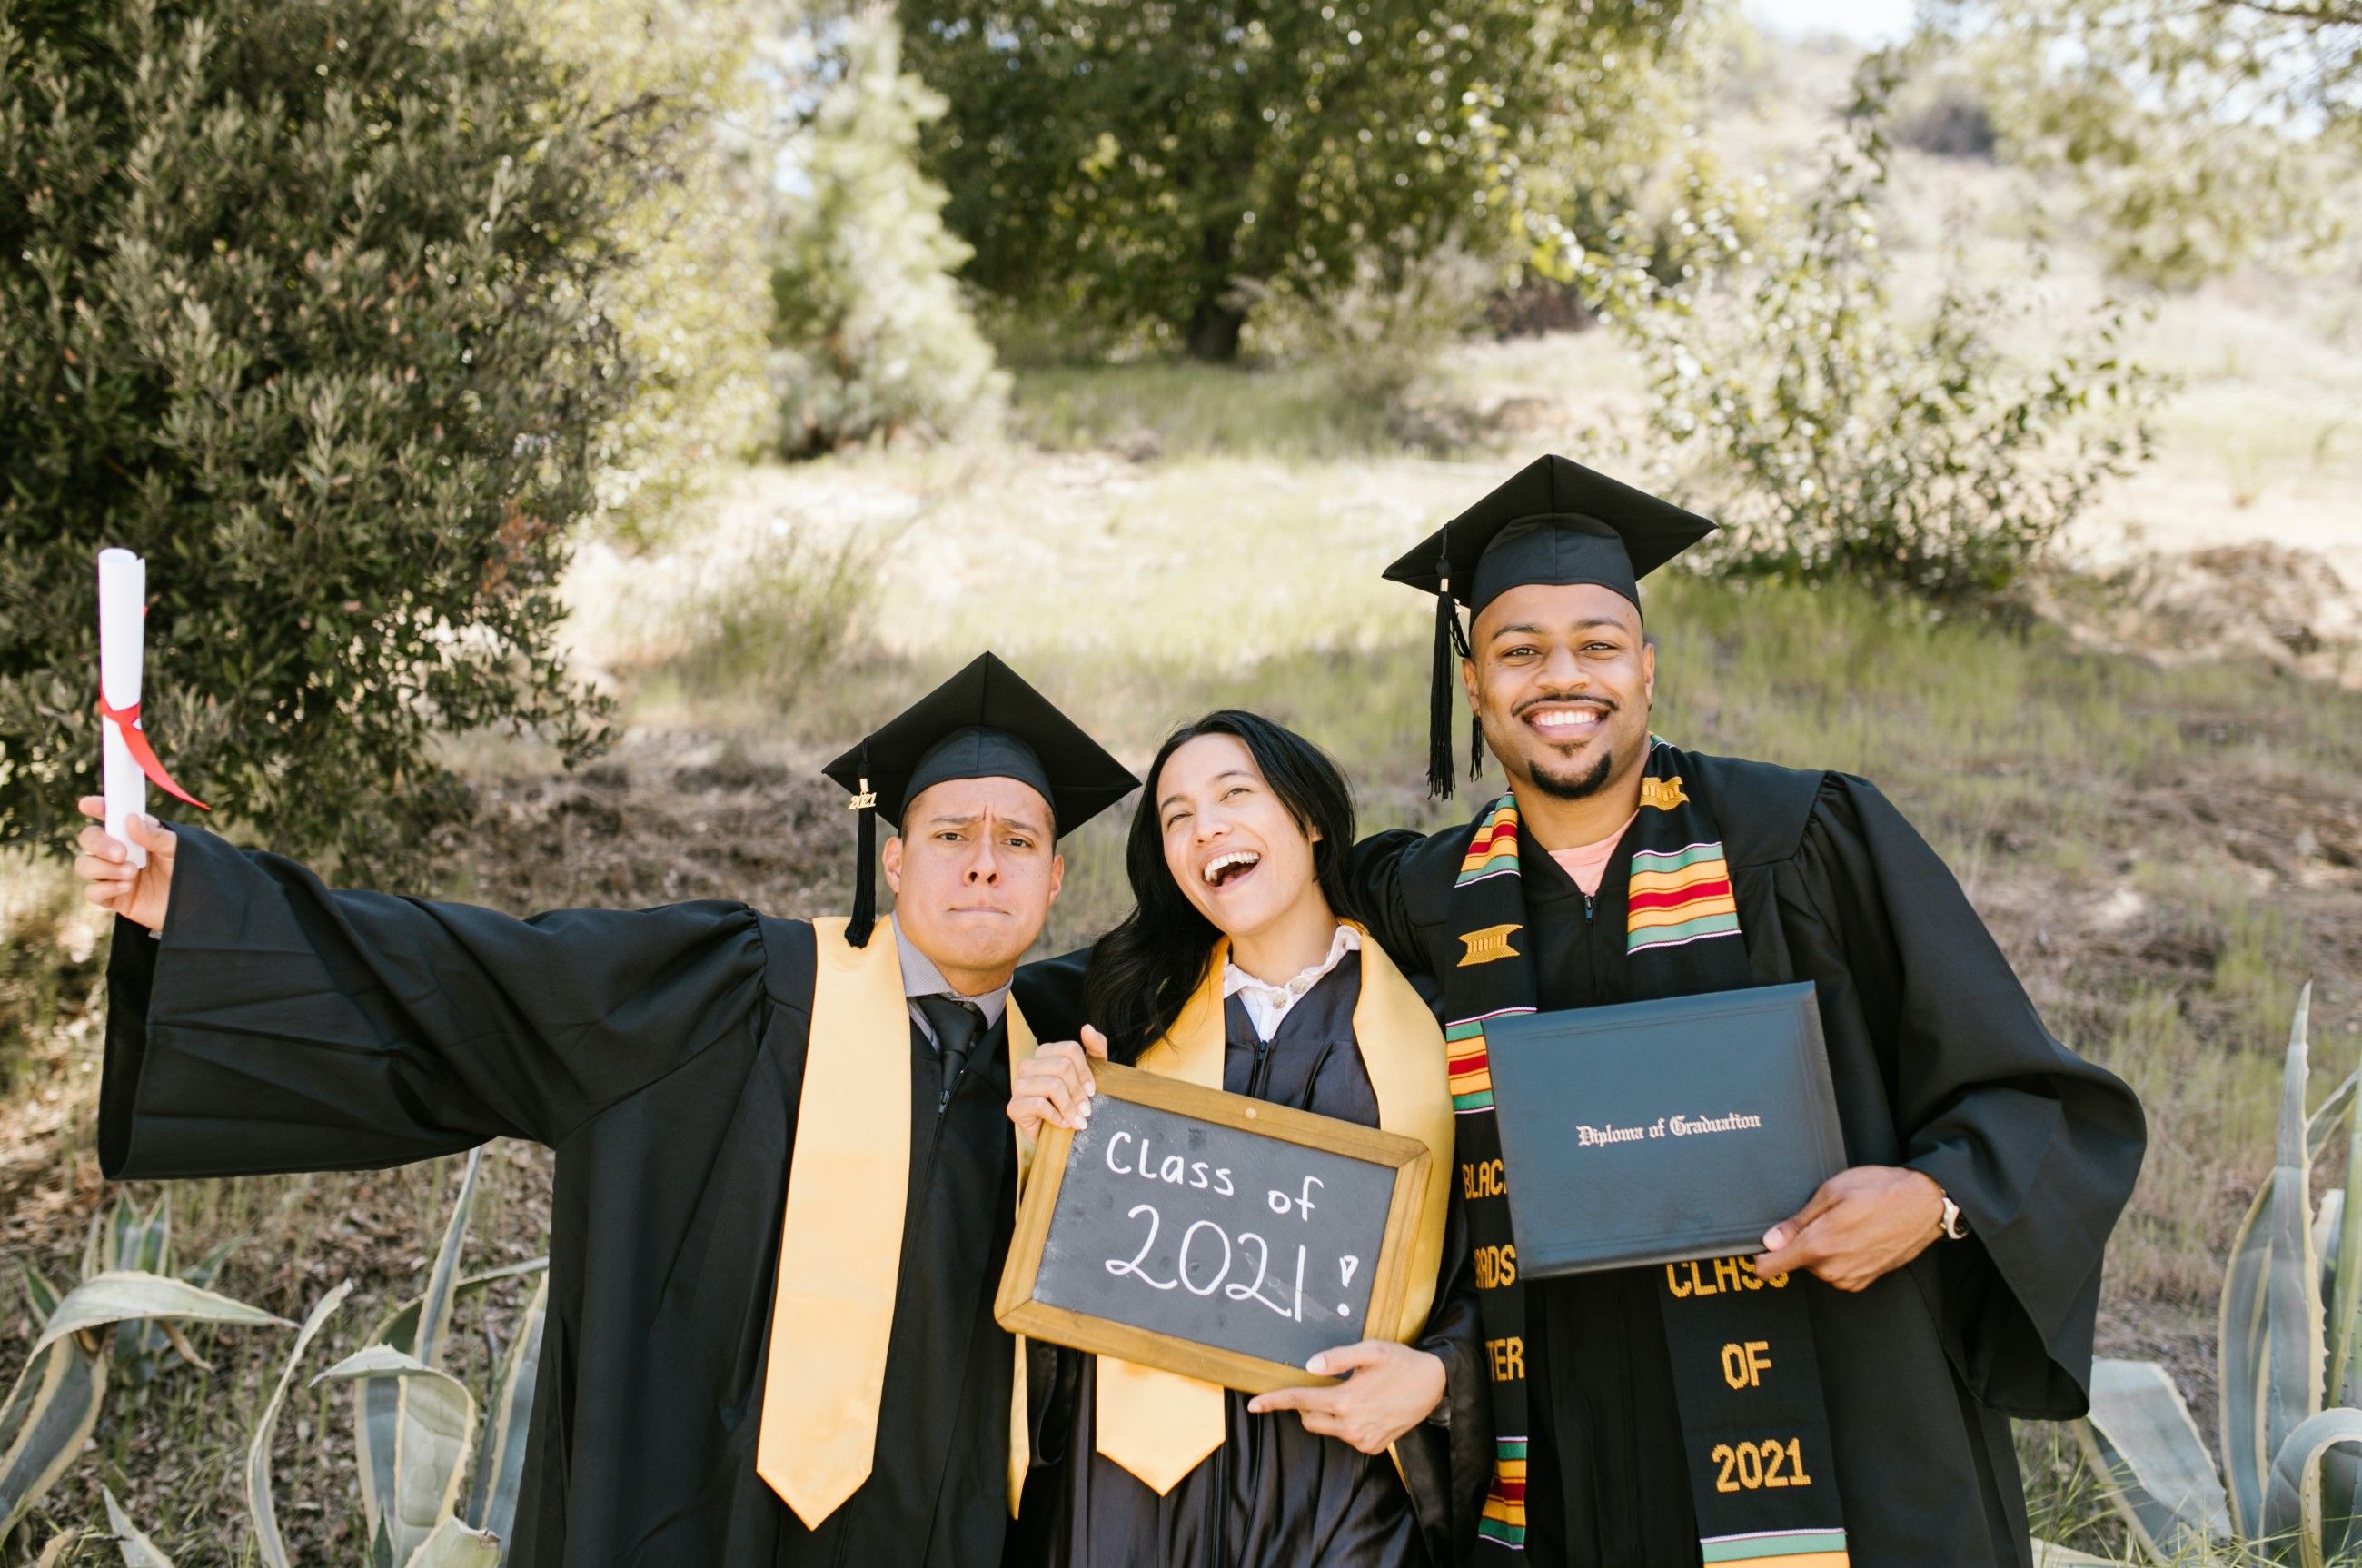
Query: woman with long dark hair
1009,711,1489,1567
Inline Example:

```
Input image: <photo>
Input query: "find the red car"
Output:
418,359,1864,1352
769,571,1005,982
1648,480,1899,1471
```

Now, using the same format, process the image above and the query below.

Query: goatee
1528,749,1615,801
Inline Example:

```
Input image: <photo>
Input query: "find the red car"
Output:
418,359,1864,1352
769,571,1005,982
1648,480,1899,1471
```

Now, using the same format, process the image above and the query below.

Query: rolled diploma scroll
97,549,148,868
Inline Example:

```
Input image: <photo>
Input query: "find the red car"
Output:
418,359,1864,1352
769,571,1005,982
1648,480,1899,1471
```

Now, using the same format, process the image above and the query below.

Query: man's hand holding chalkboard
1009,1027,1111,1140
1246,1340,1446,1454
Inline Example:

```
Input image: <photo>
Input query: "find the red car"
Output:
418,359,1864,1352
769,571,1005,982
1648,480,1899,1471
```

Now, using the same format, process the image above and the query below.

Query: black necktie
915,995,986,1112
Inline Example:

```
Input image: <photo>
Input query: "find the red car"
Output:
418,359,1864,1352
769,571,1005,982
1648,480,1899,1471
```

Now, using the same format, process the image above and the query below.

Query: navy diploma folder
1484,982,1847,1276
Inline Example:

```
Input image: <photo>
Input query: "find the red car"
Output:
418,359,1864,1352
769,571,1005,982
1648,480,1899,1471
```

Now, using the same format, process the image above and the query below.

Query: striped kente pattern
1457,797,1521,885
1477,1436,1528,1549
1445,1022,1492,1114
1625,839,1740,955
1700,1528,1850,1565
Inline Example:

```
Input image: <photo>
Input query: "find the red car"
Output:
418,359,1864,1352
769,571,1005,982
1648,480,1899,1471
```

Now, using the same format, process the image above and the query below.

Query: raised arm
82,805,770,1178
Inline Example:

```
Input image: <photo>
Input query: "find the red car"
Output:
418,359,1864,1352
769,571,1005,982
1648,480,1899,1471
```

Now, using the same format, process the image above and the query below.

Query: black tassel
847,743,879,947
1426,575,1458,802
1449,600,1481,786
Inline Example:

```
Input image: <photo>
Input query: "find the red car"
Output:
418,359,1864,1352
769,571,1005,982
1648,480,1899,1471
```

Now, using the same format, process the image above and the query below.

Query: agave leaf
2321,1190,2347,1308
355,1296,427,1548
315,1346,481,1567
2074,1357,2231,1554
22,1262,61,1326
408,1514,503,1568
183,1239,237,1294
99,1484,178,1568
97,1494,172,1567
34,1527,84,1568
32,1272,288,1357
2224,987,2327,1538
2029,1542,2115,1567
107,1193,137,1274
0,1335,108,1538
138,1196,170,1277
157,1320,212,1374
247,1280,353,1568
2263,1405,2362,1567
456,1256,549,1293
412,1150,483,1375
2313,1066,2361,1159
80,1210,103,1285
112,1197,178,1385
467,1271,548,1536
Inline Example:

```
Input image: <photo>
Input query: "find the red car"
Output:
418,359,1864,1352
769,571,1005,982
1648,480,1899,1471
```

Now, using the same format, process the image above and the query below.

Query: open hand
1246,1340,1444,1454
1008,1026,1109,1140
74,796,176,933
1754,1165,1945,1293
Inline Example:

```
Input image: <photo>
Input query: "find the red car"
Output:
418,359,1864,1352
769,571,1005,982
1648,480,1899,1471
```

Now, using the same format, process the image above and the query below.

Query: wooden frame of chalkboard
995,1059,1434,1394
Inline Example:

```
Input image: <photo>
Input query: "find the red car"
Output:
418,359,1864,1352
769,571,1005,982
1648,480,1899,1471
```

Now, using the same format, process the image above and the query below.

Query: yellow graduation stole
1094,921,1454,1494
756,916,1037,1525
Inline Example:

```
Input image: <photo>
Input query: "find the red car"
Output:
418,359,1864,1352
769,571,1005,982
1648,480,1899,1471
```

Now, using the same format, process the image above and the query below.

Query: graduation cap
821,653,1138,947
1383,455,1717,800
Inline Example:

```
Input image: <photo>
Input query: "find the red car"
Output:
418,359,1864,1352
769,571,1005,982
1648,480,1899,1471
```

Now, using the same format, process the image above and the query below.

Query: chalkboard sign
995,1060,1434,1394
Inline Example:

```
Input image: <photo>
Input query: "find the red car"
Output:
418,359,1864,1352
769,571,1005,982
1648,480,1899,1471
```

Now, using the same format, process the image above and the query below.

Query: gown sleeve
1343,829,1431,978
100,820,771,1179
1393,1181,1494,1567
1792,775,2147,1418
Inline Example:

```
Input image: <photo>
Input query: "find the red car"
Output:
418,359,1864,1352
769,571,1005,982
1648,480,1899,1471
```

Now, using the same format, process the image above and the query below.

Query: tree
0,0,680,878
901,0,1696,359
1938,0,2359,286
768,3,1007,455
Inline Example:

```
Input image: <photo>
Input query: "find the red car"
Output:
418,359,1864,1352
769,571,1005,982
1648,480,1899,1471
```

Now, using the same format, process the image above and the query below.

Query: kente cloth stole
757,916,1037,1526
1443,740,1851,1565
1095,922,1456,1494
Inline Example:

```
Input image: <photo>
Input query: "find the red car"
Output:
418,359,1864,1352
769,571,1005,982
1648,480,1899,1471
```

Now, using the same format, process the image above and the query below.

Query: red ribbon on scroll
94,697,210,811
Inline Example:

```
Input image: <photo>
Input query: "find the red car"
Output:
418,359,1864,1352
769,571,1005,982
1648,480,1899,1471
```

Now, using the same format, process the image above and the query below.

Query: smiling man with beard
1345,456,2146,1568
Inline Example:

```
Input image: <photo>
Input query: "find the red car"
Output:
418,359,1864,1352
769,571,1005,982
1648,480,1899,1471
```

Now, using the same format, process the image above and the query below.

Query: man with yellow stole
1346,457,2147,1568
72,652,1135,1567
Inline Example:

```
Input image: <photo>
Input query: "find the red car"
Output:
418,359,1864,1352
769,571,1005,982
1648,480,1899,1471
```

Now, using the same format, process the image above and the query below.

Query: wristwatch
1938,1190,1970,1242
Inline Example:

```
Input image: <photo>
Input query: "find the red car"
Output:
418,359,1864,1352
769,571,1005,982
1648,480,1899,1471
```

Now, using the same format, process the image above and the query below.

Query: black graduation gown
97,822,1027,1568
1019,964,1492,1568
1346,755,2146,1568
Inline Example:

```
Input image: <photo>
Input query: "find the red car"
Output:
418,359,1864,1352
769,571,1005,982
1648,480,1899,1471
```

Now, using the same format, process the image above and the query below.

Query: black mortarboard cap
1382,455,1715,799
820,653,1138,946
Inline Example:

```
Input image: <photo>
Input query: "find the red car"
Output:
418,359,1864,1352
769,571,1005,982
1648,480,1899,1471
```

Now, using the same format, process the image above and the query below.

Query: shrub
0,0,684,879
1575,56,2164,605
766,5,1006,457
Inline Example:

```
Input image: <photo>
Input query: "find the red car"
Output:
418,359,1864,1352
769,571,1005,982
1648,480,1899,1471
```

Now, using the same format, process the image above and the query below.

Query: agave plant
2078,984,2362,1564
305,1148,548,1568
96,1147,548,1568
0,1202,287,1543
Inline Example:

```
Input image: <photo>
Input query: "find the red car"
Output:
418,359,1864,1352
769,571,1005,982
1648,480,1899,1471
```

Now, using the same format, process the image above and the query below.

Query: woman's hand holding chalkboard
1009,1027,1112,1140
1245,1340,1445,1455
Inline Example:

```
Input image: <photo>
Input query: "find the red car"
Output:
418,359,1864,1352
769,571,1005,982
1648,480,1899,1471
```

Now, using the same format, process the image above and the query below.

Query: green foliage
768,5,1006,456
904,0,1697,359
1575,57,2163,604
0,0,687,878
1942,0,2359,287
